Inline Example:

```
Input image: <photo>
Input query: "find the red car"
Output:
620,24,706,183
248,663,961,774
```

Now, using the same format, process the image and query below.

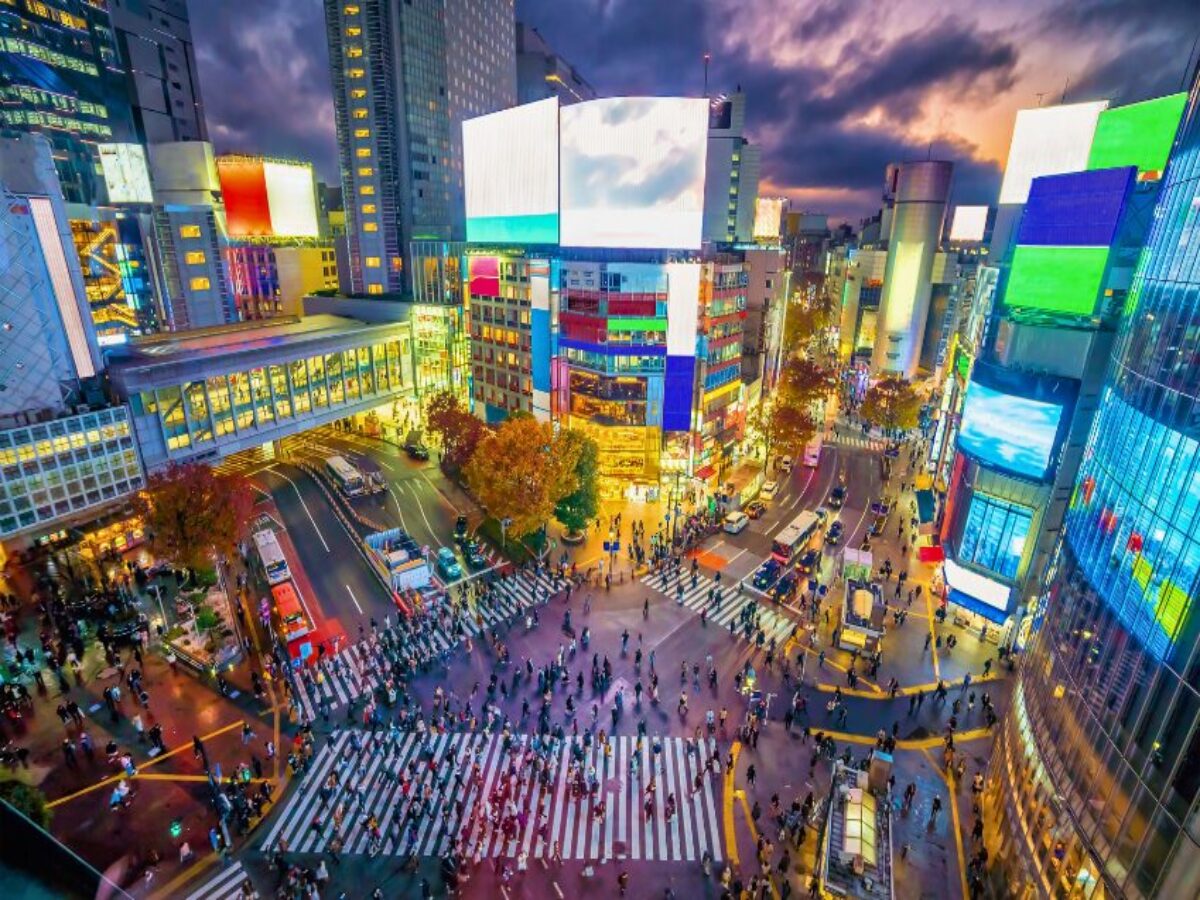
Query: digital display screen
464,98,559,244
1005,244,1109,317
218,157,318,238
98,144,153,204
948,205,988,242
1019,167,1133,248
753,197,785,240
943,559,1010,611
217,157,271,237
560,97,708,249
1087,92,1187,177
957,381,1063,479
998,101,1108,205
263,161,319,238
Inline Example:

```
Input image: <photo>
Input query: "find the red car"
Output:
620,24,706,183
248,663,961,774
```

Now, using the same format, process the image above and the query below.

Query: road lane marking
267,467,330,553
345,583,363,615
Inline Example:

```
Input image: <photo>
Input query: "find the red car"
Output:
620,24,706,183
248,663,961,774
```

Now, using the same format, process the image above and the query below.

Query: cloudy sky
191,0,1200,223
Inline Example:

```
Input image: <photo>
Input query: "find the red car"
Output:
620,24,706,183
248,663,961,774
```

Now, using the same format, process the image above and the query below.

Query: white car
780,456,794,473
723,511,750,534
760,481,779,501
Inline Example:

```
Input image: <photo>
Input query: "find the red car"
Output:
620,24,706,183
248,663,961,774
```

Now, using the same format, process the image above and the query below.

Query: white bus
326,454,366,496
771,511,822,564
252,528,291,585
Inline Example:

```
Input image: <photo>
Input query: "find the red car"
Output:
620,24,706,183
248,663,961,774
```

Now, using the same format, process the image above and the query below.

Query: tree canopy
464,417,581,539
425,390,488,472
132,462,253,571
860,377,923,432
779,356,834,410
554,430,599,535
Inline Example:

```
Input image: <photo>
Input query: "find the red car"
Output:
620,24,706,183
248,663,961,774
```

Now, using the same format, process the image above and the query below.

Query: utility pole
703,52,711,97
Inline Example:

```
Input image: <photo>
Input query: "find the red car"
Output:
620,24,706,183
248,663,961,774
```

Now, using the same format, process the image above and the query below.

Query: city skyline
192,0,1200,221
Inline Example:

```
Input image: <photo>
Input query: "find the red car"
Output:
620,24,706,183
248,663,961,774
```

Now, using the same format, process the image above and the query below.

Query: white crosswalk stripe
263,729,722,863
638,568,800,650
287,571,563,720
827,432,888,452
183,860,251,900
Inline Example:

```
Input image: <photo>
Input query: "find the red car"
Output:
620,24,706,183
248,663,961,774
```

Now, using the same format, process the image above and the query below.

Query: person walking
746,764,757,788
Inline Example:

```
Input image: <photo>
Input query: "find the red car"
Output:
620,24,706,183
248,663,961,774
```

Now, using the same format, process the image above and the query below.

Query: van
760,481,779,501
723,511,750,534
780,456,794,473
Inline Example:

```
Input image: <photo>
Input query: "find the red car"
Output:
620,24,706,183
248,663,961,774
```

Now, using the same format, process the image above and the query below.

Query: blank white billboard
998,101,1108,205
560,97,708,249
753,197,785,240
98,143,153,204
949,205,988,242
263,161,319,238
464,98,559,243
666,262,701,355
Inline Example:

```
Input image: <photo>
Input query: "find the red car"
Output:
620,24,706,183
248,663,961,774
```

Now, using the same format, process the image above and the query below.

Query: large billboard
464,98,559,244
753,197,785,240
217,156,319,239
1005,245,1109,317
948,205,987,242
998,100,1108,205
957,381,1064,480
560,97,708,249
1018,167,1134,248
1087,92,1187,178
98,143,153,204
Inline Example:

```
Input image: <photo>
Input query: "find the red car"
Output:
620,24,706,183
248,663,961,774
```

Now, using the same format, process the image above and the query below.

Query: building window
353,108,368,119
347,68,364,80
350,89,366,99
184,250,206,265
357,167,373,177
344,4,359,13
365,257,381,268
363,221,378,232
347,46,363,58
368,284,383,295
179,225,201,238
361,204,376,214
359,184,375,195
355,147,371,158
958,493,1033,580
346,26,361,37
190,276,211,291
354,128,370,138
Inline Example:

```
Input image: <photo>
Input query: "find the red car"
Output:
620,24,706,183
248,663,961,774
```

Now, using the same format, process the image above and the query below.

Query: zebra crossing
288,570,562,720
184,861,251,900
262,729,722,864
639,568,801,649
827,432,888,452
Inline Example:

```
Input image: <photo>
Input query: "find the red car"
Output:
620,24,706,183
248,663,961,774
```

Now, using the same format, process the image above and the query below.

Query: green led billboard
1087,92,1187,175
1005,245,1110,316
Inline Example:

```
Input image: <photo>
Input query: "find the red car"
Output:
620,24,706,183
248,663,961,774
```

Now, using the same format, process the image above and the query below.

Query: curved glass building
985,81,1200,897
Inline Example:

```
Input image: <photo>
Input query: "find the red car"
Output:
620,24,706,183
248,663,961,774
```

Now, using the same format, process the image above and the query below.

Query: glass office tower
985,79,1200,898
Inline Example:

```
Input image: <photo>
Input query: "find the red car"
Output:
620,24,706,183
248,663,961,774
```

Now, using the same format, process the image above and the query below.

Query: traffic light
170,818,182,838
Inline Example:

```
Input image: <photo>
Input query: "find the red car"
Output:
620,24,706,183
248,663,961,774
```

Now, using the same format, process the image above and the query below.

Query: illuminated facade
69,211,161,342
984,84,1200,900
702,89,760,244
323,0,516,293
226,245,339,320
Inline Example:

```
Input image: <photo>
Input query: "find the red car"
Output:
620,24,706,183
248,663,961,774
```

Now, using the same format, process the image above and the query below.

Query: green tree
465,417,580,539
783,294,833,350
133,463,254,572
425,390,488,473
750,401,818,471
0,780,52,829
779,356,834,410
555,430,599,536
860,376,923,433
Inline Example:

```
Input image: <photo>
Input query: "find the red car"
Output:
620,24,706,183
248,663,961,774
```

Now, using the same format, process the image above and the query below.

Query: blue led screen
1018,166,1135,248
957,382,1064,480
663,356,694,432
531,309,550,392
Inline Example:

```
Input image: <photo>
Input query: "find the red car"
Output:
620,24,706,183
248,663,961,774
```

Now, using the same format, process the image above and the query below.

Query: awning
693,465,716,480
948,588,1009,624
916,489,936,524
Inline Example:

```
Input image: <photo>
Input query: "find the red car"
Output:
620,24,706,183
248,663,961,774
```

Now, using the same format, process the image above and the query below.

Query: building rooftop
822,762,893,899
107,314,408,370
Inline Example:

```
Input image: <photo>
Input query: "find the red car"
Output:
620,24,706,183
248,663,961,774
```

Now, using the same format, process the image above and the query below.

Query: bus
252,528,291,586
325,454,366,496
771,511,822,564
803,434,822,467
270,580,313,642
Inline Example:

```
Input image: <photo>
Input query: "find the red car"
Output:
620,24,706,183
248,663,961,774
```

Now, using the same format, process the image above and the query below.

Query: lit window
363,221,378,232
179,225,201,239
357,167,373,177
353,108,368,119
361,204,376,214
354,128,370,138
359,184,375,195
347,46,363,58
190,276,210,291
350,89,366,99
365,257,381,268
348,68,364,80
355,148,371,158
346,26,361,37
344,4,359,13
368,284,383,295
184,251,206,265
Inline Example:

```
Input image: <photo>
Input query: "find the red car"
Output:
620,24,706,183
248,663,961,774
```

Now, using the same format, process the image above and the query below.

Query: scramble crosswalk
183,861,250,900
639,568,801,650
827,432,889,452
262,729,722,864
288,570,562,720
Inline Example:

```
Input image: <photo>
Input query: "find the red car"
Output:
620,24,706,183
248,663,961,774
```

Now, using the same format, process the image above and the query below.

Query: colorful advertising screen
1087,92,1187,177
464,98,559,243
560,97,708,249
948,205,988,242
217,157,272,237
1005,244,1109,317
998,100,1108,205
1018,167,1133,248
957,381,1064,480
263,161,319,238
98,143,153,204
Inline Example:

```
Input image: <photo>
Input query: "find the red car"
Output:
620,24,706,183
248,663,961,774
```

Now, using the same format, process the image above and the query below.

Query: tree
783,294,833,350
425,390,488,473
778,356,834,410
133,462,254,572
0,780,52,829
750,401,817,470
860,376,923,434
465,417,581,540
554,430,599,536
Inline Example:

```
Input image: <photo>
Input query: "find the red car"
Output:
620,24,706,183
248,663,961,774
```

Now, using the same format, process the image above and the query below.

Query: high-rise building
515,22,595,105
0,0,139,205
870,159,953,377
108,0,207,144
983,82,1200,900
323,0,517,295
702,89,760,244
